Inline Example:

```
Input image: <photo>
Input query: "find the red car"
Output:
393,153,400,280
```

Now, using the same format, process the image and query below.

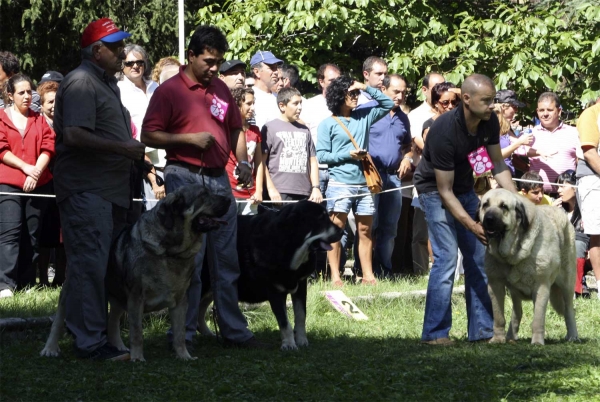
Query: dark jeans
59,192,128,354
0,182,52,291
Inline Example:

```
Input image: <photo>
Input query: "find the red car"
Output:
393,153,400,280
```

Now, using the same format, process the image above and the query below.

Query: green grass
1,278,599,401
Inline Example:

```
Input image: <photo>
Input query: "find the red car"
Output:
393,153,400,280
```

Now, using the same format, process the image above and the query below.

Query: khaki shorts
577,175,600,235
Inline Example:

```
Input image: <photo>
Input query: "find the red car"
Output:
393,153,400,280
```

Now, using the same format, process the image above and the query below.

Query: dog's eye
482,201,489,209
500,202,509,211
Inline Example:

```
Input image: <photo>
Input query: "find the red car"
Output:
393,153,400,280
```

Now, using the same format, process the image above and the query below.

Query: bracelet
240,160,251,168
311,185,320,190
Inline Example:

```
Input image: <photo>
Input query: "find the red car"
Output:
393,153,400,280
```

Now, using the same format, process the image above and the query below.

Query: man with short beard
250,50,283,130
409,73,445,151
414,74,516,346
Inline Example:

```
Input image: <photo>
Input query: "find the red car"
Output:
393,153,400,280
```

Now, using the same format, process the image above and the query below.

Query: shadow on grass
1,326,599,401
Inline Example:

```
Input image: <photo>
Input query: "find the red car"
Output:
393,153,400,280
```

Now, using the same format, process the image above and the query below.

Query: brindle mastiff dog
479,188,578,345
41,184,230,361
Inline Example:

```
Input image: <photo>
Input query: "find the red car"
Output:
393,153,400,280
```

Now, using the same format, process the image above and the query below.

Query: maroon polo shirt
142,66,242,168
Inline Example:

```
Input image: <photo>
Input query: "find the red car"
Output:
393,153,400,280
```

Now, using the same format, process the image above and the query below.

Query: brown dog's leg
170,296,196,360
531,282,551,345
107,302,127,352
487,280,507,343
40,281,68,357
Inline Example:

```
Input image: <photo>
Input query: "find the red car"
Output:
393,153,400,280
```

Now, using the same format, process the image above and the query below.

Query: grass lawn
1,277,599,401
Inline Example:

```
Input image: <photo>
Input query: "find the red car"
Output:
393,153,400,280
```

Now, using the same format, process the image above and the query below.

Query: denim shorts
325,184,375,216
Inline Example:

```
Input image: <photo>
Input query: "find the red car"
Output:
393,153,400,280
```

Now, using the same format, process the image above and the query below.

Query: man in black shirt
414,74,516,345
53,19,145,360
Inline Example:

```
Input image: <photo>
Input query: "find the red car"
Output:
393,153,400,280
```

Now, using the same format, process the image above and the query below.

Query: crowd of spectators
0,19,599,356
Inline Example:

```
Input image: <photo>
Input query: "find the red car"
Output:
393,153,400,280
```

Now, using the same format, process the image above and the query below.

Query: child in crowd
261,87,322,204
518,171,553,205
225,87,264,215
555,170,591,296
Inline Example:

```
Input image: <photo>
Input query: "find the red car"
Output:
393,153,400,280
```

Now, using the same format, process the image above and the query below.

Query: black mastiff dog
41,185,230,361
199,201,343,350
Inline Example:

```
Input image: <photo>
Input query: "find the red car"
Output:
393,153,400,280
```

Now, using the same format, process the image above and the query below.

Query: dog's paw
40,347,60,357
294,335,309,348
176,353,197,361
565,335,580,343
489,336,506,344
280,342,298,351
130,356,146,362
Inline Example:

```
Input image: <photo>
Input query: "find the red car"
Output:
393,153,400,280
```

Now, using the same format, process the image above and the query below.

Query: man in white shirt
250,50,283,130
408,73,445,150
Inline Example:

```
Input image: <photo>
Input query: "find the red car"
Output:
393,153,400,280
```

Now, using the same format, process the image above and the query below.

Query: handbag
332,116,383,194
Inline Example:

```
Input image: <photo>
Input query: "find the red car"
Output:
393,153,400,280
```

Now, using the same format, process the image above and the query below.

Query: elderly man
250,50,283,130
527,92,580,195
53,18,145,360
576,103,600,299
414,74,516,345
358,56,388,105
143,25,267,349
358,74,412,278
219,59,246,89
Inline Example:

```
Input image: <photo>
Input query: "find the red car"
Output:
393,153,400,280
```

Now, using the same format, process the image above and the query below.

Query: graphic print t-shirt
261,119,316,196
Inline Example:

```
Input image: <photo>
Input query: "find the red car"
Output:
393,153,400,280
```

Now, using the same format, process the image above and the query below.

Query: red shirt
226,125,261,199
0,108,55,188
142,67,242,168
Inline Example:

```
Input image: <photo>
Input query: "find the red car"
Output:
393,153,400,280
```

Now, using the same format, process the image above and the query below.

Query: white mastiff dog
479,188,578,345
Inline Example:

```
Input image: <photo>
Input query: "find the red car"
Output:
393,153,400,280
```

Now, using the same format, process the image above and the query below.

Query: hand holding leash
121,139,146,161
192,132,215,151
236,162,252,186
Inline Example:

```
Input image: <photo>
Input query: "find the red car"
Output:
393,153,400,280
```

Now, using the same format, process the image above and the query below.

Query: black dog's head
283,201,343,249
156,184,231,234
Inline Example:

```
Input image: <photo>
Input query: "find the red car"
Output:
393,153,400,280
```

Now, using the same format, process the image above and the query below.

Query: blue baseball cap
250,51,283,67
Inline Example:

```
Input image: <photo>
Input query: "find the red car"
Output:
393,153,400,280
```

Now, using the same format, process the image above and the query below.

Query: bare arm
65,126,145,161
262,151,281,202
582,145,600,174
1,151,42,179
435,169,487,245
308,156,322,203
252,145,264,203
231,128,251,184
141,130,214,150
500,133,532,159
398,143,413,178
487,143,517,193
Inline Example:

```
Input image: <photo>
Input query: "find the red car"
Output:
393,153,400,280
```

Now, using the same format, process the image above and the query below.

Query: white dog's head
478,189,533,240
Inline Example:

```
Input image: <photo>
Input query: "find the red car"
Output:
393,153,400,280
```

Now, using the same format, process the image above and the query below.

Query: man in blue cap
52,18,145,360
250,50,283,130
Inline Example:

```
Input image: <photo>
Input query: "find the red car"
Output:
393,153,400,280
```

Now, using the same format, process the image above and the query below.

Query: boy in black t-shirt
414,74,518,346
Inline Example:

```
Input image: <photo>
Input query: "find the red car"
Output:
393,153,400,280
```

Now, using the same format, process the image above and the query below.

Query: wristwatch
239,161,251,168
403,156,414,164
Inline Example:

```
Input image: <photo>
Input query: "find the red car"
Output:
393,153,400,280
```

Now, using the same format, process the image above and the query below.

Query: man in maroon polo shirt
142,25,265,349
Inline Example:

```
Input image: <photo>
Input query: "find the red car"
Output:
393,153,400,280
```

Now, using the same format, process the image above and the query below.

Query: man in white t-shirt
250,50,283,130
408,73,445,150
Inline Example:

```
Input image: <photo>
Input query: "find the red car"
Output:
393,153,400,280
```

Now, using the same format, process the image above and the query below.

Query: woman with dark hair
118,44,163,208
421,82,459,141
555,170,590,296
316,76,394,286
0,74,55,297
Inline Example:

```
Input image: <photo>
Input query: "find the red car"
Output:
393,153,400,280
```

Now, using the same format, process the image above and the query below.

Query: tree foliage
1,0,598,119
195,0,600,118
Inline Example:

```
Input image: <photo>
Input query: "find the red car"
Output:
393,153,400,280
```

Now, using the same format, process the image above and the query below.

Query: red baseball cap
81,18,131,48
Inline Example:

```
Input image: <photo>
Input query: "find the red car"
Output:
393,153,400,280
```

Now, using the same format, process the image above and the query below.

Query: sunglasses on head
347,90,360,98
438,99,459,107
124,60,144,68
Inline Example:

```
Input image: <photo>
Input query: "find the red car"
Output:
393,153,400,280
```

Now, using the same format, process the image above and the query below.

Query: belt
166,161,225,177
379,167,398,175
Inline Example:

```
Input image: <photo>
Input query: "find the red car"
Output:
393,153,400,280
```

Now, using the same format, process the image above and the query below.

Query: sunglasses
347,90,361,98
124,60,144,68
438,99,459,107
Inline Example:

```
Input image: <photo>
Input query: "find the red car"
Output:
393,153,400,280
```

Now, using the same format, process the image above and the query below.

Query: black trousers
0,182,52,291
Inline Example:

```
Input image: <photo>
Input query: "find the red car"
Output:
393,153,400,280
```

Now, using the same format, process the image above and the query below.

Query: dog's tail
549,284,566,316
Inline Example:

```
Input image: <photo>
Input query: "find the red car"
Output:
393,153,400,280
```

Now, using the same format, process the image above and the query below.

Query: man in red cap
52,18,145,361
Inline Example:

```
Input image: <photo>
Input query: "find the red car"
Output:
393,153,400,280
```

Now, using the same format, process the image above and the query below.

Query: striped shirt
529,122,581,192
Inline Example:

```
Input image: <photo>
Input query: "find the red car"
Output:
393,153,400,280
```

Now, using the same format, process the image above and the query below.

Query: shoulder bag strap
332,116,360,151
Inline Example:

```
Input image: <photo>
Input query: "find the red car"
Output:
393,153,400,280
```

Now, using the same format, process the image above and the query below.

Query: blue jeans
372,171,402,277
419,190,493,342
165,164,252,343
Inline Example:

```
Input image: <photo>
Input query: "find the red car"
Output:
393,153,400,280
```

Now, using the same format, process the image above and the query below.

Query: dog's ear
156,192,183,230
515,200,530,232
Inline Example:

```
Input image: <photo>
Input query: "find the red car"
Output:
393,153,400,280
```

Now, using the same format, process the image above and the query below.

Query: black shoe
85,343,130,361
223,336,272,350
168,339,195,354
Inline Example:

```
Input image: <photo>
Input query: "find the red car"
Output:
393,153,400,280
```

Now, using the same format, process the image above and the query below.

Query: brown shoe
223,336,273,350
421,338,455,346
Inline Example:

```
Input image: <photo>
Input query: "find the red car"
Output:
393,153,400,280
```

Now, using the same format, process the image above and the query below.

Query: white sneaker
0,289,14,298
